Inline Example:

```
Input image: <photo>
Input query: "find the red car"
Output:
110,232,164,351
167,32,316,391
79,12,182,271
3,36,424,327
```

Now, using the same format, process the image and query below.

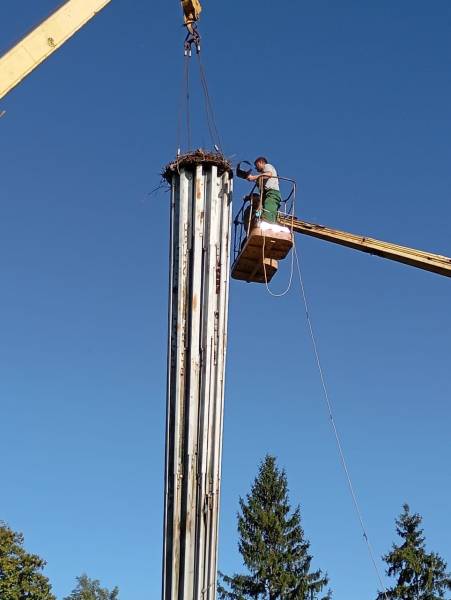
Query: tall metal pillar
162,153,233,600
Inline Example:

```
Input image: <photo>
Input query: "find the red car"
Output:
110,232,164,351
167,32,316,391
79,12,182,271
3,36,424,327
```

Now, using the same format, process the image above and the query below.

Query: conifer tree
218,455,331,600
377,504,451,600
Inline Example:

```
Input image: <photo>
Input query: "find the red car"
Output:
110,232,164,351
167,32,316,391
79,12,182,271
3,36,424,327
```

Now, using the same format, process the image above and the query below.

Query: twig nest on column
162,149,233,183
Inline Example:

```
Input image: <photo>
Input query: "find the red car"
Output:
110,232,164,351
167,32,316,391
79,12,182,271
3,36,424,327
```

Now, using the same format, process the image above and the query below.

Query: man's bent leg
262,190,281,223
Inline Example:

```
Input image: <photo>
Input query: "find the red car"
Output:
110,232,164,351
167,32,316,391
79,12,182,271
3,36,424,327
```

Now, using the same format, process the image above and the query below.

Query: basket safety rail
233,175,296,262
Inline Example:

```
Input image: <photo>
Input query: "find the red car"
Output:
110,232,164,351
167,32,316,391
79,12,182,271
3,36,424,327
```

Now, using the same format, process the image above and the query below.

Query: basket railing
232,176,296,262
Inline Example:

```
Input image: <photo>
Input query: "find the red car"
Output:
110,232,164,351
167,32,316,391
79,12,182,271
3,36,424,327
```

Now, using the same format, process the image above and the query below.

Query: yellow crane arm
278,215,451,278
0,0,111,101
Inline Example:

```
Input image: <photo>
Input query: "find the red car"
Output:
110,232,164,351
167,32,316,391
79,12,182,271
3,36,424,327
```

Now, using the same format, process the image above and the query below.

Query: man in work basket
246,156,281,224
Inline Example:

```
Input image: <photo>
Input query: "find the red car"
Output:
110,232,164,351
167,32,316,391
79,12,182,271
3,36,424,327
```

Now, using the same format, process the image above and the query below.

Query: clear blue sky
1,1,450,598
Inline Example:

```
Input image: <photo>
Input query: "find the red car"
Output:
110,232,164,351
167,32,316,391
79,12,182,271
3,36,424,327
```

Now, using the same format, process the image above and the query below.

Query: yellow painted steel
0,0,111,100
278,215,451,278
181,0,202,24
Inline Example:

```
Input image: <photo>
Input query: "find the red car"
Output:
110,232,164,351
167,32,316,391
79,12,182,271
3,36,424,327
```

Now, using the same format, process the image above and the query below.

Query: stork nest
162,149,233,183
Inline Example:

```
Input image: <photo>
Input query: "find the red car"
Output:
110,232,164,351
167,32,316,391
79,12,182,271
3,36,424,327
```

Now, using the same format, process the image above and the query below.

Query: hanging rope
261,231,295,297
292,241,389,600
197,59,218,149
176,54,192,154
196,52,223,152
176,34,224,154
185,55,192,150
261,193,296,297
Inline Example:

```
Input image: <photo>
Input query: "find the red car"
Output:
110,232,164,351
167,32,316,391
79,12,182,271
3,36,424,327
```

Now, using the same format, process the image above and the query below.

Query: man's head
254,156,268,172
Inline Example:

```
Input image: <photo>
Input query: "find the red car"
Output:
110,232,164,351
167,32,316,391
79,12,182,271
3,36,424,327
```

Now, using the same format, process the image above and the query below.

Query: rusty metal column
162,153,233,600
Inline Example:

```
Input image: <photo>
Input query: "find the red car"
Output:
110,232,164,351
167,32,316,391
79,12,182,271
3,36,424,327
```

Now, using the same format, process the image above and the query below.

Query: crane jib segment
0,0,112,101
278,216,451,278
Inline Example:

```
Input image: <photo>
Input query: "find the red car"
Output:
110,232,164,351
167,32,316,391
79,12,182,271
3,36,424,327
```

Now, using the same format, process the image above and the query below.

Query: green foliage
218,455,331,600
0,521,56,600
378,504,451,600
64,574,119,600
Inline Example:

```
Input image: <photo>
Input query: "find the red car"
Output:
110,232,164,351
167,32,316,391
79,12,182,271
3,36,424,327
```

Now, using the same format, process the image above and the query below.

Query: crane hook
184,21,201,55
181,0,202,55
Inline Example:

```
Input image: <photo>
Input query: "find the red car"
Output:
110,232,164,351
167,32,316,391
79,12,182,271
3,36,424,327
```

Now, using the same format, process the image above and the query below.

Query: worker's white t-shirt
261,163,280,192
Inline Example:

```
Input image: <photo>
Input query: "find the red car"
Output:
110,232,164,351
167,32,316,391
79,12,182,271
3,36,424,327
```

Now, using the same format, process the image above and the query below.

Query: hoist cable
176,54,188,153
199,70,218,150
196,53,223,152
185,55,192,150
176,47,223,153
176,54,192,154
197,54,219,147
194,53,217,149
292,242,389,600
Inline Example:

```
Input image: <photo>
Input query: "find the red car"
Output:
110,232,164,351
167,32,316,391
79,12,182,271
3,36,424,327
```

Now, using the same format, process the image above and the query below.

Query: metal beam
163,157,233,600
0,0,111,100
279,216,451,277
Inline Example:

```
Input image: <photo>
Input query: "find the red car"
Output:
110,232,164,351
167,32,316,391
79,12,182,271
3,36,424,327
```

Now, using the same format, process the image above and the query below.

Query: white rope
262,230,295,297
262,190,296,297
293,241,389,600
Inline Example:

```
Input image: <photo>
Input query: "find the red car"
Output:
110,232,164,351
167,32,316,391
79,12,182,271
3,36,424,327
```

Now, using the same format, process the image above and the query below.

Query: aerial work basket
231,177,296,284
231,221,293,283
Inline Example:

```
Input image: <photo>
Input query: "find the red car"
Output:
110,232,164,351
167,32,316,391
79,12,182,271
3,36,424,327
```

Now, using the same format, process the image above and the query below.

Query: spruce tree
218,455,331,600
377,504,451,600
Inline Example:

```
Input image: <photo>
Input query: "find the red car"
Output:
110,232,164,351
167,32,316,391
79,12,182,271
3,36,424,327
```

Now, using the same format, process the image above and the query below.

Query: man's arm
247,172,272,182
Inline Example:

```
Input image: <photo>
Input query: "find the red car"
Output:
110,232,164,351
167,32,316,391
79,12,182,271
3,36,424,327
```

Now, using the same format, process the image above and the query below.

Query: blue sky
1,1,450,598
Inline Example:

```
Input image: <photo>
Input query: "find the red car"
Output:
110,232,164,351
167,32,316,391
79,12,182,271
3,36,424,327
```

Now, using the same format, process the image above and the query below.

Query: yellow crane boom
0,0,111,101
278,215,451,278
232,181,451,283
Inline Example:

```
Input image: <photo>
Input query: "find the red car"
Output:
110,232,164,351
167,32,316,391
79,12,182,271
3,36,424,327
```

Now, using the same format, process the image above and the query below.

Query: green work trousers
262,189,281,223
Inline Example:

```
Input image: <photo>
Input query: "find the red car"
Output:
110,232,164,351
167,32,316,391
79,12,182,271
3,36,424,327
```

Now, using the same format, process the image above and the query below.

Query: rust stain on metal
215,262,221,294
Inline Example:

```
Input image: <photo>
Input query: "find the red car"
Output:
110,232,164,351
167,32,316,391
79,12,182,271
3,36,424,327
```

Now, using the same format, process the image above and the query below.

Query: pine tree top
378,504,451,600
219,455,331,600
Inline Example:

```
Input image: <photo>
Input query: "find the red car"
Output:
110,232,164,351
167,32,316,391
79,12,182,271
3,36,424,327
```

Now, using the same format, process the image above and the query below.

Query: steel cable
176,54,192,154
176,52,222,153
196,53,223,152
185,55,192,150
196,56,217,149
177,55,187,153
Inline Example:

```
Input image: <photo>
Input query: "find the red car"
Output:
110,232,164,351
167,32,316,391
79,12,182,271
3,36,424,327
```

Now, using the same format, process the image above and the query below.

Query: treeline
218,455,451,600
0,524,117,600
1,456,450,599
